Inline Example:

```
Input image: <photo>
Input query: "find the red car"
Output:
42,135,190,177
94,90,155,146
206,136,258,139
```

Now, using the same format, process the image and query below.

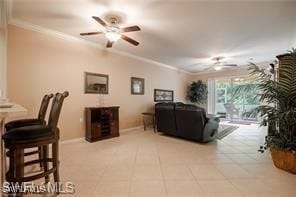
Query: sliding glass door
209,76,259,122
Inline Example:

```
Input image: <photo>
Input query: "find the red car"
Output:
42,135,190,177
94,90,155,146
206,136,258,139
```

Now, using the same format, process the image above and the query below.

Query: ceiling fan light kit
214,65,223,71
211,56,238,71
105,26,121,42
80,15,141,48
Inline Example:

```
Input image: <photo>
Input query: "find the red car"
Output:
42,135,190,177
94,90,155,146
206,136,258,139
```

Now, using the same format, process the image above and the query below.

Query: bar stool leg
42,145,49,183
38,146,43,169
6,149,16,197
6,149,15,182
15,148,24,197
52,141,60,194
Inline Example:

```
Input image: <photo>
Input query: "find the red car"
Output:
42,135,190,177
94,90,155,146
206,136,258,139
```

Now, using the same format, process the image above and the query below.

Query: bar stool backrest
48,91,69,130
38,94,54,121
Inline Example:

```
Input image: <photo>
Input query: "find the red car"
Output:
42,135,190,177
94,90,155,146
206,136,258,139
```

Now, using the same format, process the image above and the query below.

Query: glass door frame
207,74,250,116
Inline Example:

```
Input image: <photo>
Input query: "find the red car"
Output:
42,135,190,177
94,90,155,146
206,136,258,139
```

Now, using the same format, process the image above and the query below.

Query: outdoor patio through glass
215,76,259,122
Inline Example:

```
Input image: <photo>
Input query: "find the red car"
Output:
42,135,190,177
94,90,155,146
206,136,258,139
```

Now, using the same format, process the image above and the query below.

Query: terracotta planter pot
271,148,296,174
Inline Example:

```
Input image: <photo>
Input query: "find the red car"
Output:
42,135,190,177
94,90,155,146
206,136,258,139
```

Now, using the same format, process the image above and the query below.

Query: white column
207,78,216,114
0,0,8,99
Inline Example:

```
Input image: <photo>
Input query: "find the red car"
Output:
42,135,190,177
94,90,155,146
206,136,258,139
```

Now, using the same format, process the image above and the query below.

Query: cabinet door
91,122,101,139
110,108,119,135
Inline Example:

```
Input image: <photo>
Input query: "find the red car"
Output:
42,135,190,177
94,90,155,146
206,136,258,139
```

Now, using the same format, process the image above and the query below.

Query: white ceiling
10,0,296,73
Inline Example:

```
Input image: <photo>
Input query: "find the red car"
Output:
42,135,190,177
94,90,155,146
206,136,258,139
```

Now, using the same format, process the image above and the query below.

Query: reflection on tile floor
22,124,296,196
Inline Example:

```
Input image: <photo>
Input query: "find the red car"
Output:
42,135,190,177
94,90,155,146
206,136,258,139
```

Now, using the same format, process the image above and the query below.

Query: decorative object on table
250,49,296,174
85,106,120,142
85,72,109,94
141,112,156,132
187,80,208,105
96,94,105,107
131,77,144,95
154,89,174,102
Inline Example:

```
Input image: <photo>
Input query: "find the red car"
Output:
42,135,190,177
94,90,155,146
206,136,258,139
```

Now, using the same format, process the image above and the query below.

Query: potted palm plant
251,49,296,173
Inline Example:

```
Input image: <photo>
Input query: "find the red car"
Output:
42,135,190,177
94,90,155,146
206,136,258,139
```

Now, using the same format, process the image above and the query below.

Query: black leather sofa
155,102,220,142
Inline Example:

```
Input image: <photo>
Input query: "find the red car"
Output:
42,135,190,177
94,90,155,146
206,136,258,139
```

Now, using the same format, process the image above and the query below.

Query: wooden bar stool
5,94,54,168
5,94,54,131
2,91,68,196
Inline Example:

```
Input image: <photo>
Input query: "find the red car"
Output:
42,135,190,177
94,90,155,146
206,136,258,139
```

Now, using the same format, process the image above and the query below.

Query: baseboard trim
120,126,143,133
60,126,143,144
60,137,84,144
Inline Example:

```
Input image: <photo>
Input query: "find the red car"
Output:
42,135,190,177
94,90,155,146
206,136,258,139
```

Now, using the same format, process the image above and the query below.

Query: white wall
8,25,191,140
0,0,8,98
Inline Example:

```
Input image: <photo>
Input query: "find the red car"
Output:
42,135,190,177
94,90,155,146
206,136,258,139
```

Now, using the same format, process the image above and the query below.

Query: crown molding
191,61,270,76
8,17,191,75
7,0,12,21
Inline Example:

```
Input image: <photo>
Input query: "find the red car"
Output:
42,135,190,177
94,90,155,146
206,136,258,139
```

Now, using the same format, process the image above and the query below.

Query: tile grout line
157,137,169,197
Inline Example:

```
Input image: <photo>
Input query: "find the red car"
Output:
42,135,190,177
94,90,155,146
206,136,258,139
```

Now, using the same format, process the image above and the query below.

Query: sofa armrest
207,114,220,120
202,117,220,142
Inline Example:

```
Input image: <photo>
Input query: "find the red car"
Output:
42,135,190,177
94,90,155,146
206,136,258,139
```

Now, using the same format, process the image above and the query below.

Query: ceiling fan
207,57,238,71
80,16,141,48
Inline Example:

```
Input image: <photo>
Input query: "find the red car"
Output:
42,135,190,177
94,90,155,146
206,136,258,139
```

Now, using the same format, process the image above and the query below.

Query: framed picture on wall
131,77,145,95
154,89,174,102
84,72,109,94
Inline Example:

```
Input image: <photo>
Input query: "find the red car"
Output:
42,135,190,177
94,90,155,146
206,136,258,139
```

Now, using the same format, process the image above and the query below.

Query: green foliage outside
216,80,259,105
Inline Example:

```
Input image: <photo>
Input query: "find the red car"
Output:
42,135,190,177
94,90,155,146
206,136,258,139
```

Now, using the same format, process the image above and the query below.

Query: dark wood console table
85,106,119,142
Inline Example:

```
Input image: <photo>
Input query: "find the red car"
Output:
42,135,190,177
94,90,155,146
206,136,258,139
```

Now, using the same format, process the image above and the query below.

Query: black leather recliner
155,102,220,142
155,102,177,135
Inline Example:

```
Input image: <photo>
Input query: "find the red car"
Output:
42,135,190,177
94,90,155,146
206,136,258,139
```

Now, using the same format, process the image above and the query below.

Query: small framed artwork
154,89,174,102
85,72,109,94
131,77,145,95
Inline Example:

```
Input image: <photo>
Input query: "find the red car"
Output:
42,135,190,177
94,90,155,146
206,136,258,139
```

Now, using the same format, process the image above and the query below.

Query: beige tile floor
20,124,296,196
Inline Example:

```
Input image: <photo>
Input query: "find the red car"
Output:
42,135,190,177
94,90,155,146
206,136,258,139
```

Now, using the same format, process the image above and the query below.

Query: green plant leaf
187,80,208,105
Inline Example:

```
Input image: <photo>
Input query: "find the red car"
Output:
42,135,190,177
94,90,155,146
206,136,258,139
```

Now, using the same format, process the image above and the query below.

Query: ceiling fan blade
106,40,113,48
92,16,107,27
80,32,104,36
121,26,141,33
223,64,238,67
121,35,139,46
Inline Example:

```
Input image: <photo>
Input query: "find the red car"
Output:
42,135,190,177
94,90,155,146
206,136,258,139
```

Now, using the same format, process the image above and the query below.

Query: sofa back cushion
175,103,206,140
155,102,177,134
